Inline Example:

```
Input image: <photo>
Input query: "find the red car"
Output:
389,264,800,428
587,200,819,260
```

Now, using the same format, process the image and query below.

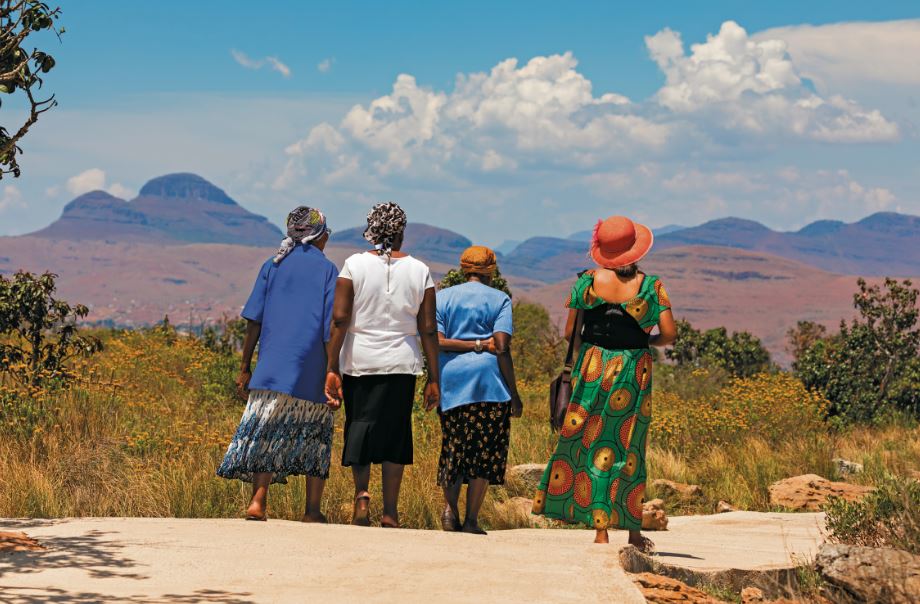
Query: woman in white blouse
325,202,440,528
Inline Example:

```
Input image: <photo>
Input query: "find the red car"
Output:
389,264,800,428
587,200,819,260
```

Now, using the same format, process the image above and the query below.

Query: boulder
642,498,669,531
491,496,555,529
768,474,872,511
740,587,765,603
832,457,864,476
629,572,722,604
0,531,43,552
816,543,920,604
505,463,546,492
652,479,703,499
716,500,737,514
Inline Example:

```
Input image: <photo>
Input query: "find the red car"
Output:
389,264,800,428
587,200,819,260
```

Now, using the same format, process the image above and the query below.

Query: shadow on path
0,586,255,604
0,529,147,580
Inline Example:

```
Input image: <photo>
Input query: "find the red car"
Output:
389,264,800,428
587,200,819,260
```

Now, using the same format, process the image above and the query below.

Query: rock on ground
653,479,704,499
768,474,872,512
491,496,557,528
630,572,722,604
643,498,669,531
716,500,737,514
832,458,864,476
505,463,546,492
0,531,43,552
815,543,920,604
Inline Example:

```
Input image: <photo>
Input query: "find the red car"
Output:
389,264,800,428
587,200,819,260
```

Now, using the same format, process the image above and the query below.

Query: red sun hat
589,215,654,269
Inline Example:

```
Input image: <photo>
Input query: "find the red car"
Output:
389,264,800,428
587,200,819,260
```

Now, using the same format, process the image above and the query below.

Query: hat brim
590,223,654,269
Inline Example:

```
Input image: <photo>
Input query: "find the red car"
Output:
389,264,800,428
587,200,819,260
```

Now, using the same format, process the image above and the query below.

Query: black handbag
549,309,583,431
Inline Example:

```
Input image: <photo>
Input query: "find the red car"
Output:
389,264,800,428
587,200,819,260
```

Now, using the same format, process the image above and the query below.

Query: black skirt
342,373,417,466
437,402,511,486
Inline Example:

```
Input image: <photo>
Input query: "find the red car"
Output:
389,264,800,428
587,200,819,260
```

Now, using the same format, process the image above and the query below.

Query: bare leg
380,462,404,528
461,478,489,535
628,529,654,552
351,465,371,526
594,529,609,544
441,479,462,531
301,477,327,523
247,472,272,520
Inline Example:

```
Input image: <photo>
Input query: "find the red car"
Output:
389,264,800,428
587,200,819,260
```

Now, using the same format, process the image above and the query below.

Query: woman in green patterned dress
533,215,676,549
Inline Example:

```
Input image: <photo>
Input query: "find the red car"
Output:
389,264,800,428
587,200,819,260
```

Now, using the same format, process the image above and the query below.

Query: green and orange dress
533,271,671,531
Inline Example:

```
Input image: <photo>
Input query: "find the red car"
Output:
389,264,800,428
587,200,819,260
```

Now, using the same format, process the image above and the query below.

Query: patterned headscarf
273,206,329,263
460,245,497,276
363,202,407,258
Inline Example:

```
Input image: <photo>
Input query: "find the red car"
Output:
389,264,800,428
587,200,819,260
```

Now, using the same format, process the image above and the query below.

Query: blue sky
2,1,919,245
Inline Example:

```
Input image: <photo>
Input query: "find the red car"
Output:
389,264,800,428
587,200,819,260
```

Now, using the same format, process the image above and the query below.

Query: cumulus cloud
65,168,133,199
231,49,291,78
646,21,898,142
317,57,334,73
756,20,920,89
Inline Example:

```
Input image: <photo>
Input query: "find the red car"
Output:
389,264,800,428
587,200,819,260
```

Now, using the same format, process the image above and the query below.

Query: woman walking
533,216,676,550
325,202,440,528
436,246,523,535
217,206,338,523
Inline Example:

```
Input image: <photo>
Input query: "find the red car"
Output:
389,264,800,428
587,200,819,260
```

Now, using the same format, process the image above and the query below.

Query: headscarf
363,202,407,258
273,206,329,264
460,245,497,276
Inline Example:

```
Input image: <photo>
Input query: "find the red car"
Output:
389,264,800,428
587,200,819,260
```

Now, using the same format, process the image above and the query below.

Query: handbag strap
562,309,584,374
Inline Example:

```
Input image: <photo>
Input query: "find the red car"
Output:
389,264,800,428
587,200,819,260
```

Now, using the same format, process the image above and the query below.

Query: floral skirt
437,402,511,486
533,345,653,531
217,389,333,484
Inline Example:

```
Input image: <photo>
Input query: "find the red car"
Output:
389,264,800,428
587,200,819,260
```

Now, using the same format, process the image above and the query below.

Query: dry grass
2,329,918,530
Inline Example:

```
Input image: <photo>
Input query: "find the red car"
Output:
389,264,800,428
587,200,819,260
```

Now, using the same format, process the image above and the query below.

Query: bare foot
300,512,327,524
352,492,371,527
594,529,609,544
246,501,267,521
381,513,400,528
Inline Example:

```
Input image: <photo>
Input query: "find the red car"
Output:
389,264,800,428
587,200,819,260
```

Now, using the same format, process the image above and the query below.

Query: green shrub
825,476,920,554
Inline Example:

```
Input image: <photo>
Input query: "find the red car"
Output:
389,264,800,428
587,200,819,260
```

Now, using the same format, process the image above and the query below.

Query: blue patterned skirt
217,390,334,484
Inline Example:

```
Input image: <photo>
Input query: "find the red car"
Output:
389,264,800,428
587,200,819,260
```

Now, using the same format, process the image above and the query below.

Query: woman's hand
423,381,441,411
510,394,523,418
325,371,343,410
483,337,497,355
235,369,252,400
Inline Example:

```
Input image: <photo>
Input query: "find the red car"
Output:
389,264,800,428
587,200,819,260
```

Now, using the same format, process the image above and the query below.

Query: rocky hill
30,173,283,247
331,223,472,266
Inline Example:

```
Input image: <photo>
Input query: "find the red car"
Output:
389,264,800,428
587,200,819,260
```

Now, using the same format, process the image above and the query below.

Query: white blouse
338,252,435,376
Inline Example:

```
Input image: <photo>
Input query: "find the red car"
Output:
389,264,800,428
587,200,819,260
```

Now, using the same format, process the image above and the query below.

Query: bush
794,278,920,424
439,268,511,296
825,476,920,554
666,319,773,377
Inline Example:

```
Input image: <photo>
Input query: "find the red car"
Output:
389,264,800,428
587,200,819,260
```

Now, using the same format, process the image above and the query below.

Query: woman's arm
437,333,494,353
417,287,441,411
649,309,677,347
493,332,523,418
324,278,354,408
235,319,262,400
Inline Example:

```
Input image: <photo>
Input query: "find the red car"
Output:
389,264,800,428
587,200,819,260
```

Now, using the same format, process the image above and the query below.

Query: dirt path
0,513,824,603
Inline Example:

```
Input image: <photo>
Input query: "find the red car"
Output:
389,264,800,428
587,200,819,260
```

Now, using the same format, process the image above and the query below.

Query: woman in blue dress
435,246,523,535
217,206,339,523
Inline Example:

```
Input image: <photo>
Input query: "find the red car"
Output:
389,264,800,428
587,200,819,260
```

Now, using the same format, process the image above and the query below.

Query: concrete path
0,513,825,603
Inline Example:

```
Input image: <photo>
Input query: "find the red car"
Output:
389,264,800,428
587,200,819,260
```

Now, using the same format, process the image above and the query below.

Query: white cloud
64,168,132,199
66,168,106,195
756,20,920,90
0,185,23,213
317,57,334,73
231,49,291,78
645,21,898,142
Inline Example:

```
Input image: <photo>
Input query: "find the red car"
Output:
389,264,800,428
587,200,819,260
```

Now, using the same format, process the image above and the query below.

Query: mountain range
3,172,917,363
30,173,282,246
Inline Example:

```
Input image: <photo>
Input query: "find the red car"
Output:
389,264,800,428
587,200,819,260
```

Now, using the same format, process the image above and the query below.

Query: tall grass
2,329,918,529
